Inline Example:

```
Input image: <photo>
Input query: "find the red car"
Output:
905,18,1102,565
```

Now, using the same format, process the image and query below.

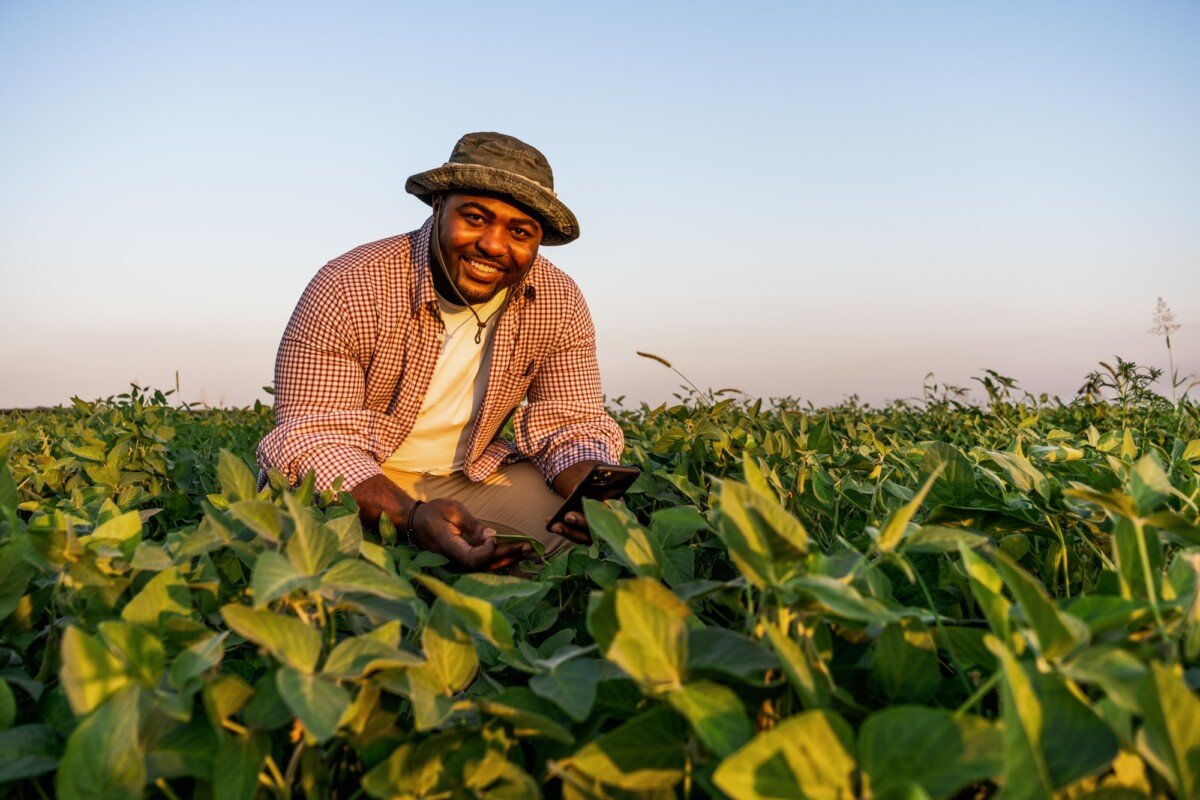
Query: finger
442,530,497,569
491,541,527,561
462,525,491,546
466,523,496,545
485,540,533,571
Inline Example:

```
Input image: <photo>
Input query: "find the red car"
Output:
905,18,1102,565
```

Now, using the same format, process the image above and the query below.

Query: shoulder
310,230,418,290
527,254,587,311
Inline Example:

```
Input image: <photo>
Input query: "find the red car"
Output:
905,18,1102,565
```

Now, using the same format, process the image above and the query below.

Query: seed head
1149,297,1180,338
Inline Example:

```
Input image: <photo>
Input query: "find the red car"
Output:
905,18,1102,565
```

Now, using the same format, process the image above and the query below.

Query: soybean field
2,364,1200,799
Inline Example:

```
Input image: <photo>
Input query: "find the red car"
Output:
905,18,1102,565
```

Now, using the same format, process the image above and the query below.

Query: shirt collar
409,215,540,316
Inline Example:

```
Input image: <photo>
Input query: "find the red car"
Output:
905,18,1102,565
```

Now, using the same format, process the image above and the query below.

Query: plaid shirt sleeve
513,287,625,479
256,269,385,491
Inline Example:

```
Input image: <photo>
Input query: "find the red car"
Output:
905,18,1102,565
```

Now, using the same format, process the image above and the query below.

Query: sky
1,1,1197,409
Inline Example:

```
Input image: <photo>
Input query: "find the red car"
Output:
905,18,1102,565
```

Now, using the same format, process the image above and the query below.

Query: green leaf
984,450,1050,500
716,478,808,588
993,550,1089,661
1137,662,1200,800
98,622,165,688
218,449,257,503
0,538,34,621
475,689,576,744
567,706,686,791
920,442,975,507
1130,453,1173,514
1035,670,1118,787
228,500,284,542
220,604,322,674
252,551,315,607
378,667,457,732
322,559,415,600
142,714,216,781
651,506,708,547
284,493,340,575
87,510,143,545
764,625,832,708
275,667,351,744
713,709,856,800
877,467,941,552
322,636,423,680
56,687,145,800
413,575,514,651
789,575,899,624
452,571,550,609
587,577,689,694
869,622,940,703
959,545,1012,639
122,565,192,627
985,636,1053,800
212,731,269,800
0,724,63,782
904,525,987,553
421,601,479,694
203,673,254,728
60,626,131,715
1110,515,1164,602
687,627,781,685
584,499,665,579
859,706,1001,800
0,678,15,729
530,659,600,722
170,633,227,692
666,679,753,758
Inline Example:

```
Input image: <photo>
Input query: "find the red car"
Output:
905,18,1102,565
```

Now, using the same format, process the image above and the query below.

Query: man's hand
350,475,527,570
547,459,601,543
412,498,531,571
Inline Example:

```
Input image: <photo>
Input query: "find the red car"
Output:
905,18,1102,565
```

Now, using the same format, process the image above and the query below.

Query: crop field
2,365,1200,799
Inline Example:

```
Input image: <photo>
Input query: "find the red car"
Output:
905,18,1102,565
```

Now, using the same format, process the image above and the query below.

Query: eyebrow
458,201,540,230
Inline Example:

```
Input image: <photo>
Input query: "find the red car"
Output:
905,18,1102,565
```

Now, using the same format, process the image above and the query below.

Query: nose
475,223,505,259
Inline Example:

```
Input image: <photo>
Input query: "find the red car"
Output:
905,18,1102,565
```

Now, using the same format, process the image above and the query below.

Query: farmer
256,132,623,571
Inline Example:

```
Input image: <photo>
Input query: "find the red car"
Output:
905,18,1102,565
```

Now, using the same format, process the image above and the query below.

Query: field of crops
2,367,1200,799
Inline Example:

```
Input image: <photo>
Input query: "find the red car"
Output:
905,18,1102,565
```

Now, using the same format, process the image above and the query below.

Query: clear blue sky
2,1,1197,408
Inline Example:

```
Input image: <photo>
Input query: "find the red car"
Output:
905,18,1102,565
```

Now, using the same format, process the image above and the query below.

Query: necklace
441,293,507,345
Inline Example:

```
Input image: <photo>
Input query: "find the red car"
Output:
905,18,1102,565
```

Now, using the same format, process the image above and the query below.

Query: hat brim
405,163,579,246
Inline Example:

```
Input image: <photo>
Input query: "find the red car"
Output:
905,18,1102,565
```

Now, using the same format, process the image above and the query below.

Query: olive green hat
405,132,580,246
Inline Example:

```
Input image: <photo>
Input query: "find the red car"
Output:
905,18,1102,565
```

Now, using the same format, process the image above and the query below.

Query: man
257,132,624,571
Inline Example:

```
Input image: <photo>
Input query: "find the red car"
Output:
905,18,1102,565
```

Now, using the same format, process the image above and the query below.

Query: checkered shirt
256,217,624,491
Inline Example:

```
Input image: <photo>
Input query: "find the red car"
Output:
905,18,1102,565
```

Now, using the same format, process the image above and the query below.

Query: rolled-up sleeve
256,271,386,491
513,290,624,480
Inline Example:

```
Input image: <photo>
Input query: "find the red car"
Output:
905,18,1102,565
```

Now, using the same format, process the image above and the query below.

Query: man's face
434,192,543,304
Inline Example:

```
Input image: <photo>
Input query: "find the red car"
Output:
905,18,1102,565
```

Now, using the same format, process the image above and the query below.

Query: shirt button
436,333,445,342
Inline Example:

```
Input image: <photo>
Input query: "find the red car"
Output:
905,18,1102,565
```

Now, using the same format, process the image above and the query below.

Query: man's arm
256,269,386,491
352,475,529,569
513,288,624,481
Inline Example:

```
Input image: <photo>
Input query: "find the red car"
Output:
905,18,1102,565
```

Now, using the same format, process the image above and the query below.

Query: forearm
552,459,600,499
350,474,420,532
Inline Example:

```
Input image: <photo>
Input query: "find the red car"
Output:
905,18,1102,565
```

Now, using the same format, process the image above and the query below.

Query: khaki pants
380,460,574,558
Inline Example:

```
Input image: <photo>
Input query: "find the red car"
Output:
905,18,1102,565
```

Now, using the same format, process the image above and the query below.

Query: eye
462,212,486,224
510,227,533,240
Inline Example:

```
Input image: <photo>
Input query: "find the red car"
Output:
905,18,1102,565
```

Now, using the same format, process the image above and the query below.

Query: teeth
467,259,501,275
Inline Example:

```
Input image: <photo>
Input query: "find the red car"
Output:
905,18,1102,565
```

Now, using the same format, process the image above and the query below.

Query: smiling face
432,192,544,304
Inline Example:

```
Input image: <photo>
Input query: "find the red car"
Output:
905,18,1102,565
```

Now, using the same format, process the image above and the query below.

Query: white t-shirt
383,289,508,474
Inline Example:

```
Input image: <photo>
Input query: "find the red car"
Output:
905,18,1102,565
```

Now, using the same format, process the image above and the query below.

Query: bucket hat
405,132,579,246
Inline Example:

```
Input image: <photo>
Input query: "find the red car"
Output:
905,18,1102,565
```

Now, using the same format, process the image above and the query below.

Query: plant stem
954,671,1000,717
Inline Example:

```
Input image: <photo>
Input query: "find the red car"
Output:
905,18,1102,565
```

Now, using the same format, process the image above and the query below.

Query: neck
429,239,460,303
